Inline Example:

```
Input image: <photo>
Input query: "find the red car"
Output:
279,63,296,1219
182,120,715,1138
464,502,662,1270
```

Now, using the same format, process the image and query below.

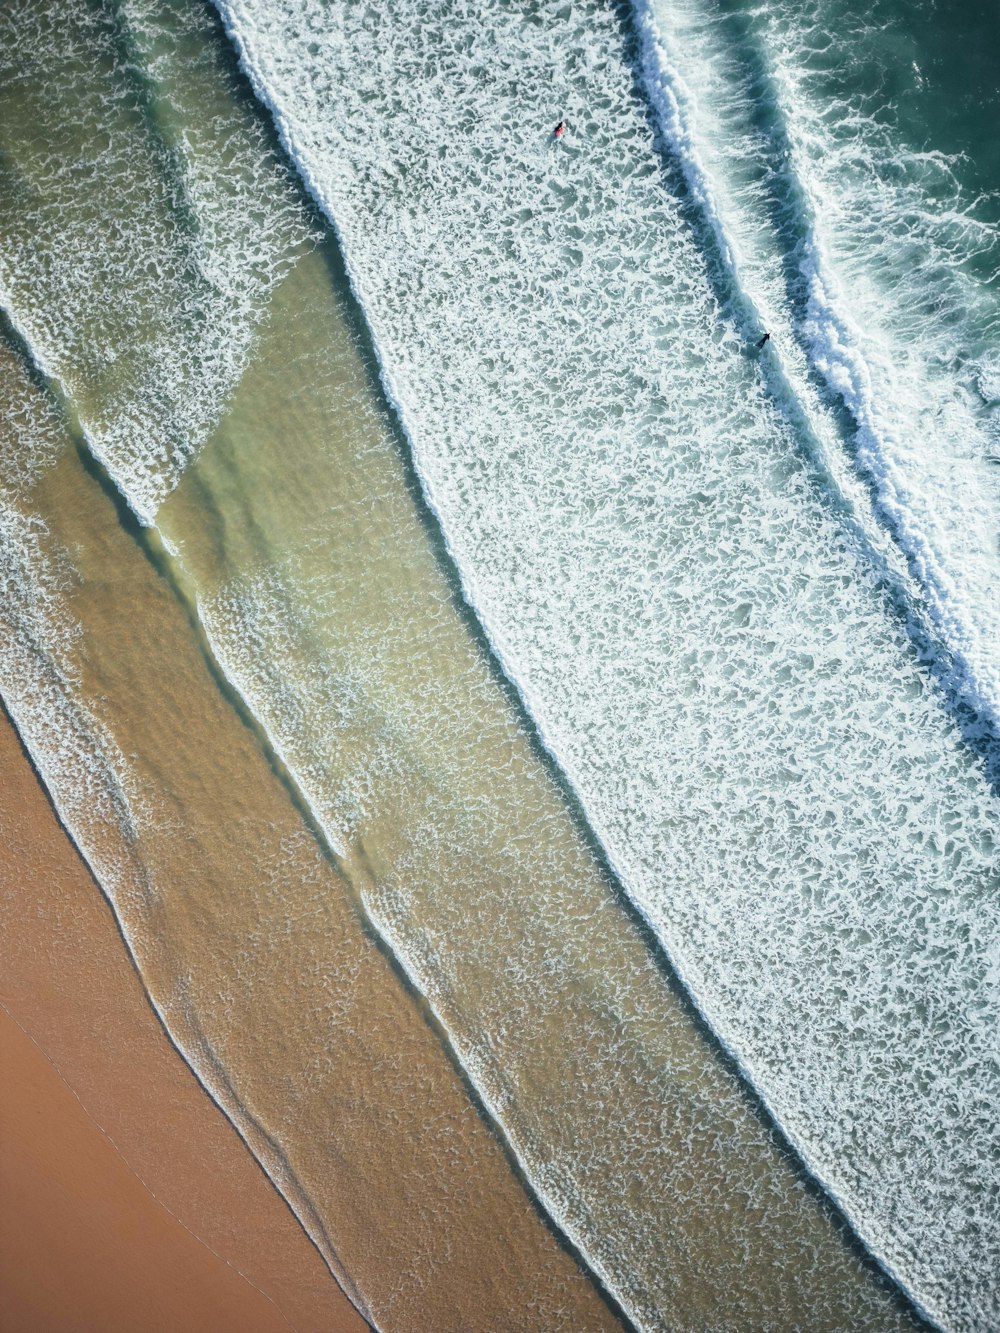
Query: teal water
1,0,998,1328
213,0,1000,1325
803,0,1000,227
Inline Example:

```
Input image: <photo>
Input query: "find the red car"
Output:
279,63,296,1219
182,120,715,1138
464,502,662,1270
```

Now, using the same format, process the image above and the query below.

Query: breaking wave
633,0,1000,769
211,1,1000,1327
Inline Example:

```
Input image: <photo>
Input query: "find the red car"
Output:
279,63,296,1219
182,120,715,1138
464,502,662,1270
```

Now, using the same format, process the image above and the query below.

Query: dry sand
0,706,367,1333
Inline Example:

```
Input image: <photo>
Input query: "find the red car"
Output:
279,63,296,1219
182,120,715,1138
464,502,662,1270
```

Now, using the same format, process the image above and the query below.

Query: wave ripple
214,0,1000,1326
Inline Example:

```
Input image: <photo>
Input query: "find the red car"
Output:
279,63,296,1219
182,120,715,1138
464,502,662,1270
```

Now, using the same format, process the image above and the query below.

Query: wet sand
0,1007,334,1333
0,706,366,1333
0,329,621,1329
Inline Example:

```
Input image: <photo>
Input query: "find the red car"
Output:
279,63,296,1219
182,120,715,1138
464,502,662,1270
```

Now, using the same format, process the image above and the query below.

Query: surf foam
0,0,315,522
636,0,1000,758
212,1,1000,1326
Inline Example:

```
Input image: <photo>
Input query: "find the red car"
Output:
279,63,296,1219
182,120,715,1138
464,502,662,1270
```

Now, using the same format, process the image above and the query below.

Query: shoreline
0,703,366,1333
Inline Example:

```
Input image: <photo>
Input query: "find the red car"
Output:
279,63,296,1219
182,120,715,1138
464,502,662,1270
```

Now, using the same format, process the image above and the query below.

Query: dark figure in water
553,120,565,139
757,332,770,349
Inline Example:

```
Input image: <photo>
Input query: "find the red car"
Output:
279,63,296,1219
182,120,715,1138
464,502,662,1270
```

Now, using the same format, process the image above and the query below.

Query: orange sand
0,707,367,1333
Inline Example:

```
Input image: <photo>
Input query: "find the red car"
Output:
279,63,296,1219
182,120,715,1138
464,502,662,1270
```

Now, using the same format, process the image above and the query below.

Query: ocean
0,0,997,1329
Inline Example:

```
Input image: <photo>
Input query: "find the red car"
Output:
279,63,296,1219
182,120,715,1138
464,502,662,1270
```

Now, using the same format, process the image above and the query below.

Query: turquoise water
1,0,998,1328
806,0,1000,224
214,0,1000,1325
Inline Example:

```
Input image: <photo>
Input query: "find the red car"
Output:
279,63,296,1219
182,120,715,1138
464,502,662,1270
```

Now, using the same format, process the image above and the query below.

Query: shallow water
162,243,918,1329
0,0,919,1322
213,0,1000,1325
0,330,630,1332
1,0,998,1328
0,5,920,1307
0,0,312,519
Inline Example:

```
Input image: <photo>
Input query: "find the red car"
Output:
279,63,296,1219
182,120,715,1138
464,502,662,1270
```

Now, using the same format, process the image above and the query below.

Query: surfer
756,332,770,349
553,120,565,140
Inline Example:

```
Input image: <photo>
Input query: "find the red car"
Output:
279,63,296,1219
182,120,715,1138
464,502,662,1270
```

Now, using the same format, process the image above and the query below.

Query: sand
0,705,367,1333
0,336,622,1329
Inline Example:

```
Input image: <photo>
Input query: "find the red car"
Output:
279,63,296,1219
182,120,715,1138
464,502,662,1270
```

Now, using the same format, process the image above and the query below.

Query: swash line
0,294,639,1332
0,653,376,1330
0,1001,303,1333
208,4,938,1327
0,303,379,1333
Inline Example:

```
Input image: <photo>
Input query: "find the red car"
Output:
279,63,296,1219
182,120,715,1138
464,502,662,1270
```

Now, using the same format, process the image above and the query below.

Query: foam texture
212,1,1000,1326
0,0,315,521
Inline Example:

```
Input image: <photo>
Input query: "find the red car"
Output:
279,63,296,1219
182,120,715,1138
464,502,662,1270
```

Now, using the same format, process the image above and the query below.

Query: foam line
631,0,1000,758
205,3,1000,1327
0,0,313,521
0,333,379,1329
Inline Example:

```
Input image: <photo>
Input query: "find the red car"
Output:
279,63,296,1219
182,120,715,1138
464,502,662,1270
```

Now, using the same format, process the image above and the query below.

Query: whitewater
0,0,315,521
1,0,999,1327
633,0,1000,767
208,0,1000,1327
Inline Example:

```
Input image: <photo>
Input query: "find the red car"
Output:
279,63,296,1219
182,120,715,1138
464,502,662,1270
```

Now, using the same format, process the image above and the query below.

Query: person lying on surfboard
757,332,770,349
553,120,565,139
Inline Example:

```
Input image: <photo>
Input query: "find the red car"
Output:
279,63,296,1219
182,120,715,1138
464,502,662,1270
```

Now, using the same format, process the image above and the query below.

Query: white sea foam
0,354,153,908
0,350,128,848
213,0,1000,1326
188,543,913,1329
0,0,314,522
634,0,1000,743
627,0,912,588
978,354,1000,405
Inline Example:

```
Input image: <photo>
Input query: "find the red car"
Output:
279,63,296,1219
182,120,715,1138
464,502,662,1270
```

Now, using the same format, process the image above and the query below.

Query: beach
0,705,363,1333
1,0,997,1326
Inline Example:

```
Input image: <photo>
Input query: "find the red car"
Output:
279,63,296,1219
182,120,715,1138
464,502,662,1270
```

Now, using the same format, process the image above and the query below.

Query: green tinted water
0,0,943,1325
